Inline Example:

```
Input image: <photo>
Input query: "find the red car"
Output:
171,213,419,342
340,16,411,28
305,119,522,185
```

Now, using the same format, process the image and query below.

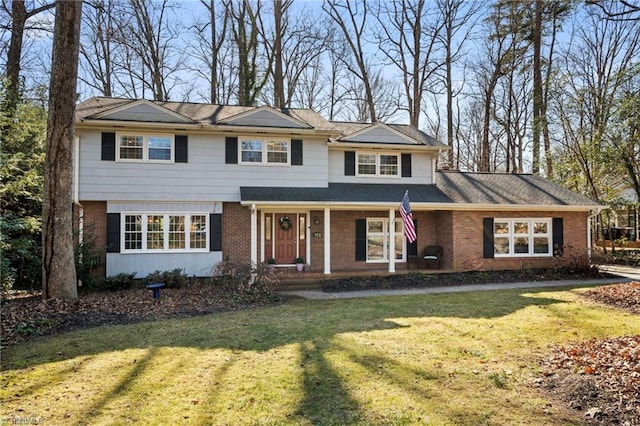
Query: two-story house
74,97,602,278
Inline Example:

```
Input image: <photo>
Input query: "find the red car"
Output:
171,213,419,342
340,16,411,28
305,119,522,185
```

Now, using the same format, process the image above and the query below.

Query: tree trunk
6,0,27,105
272,0,285,108
42,0,82,300
532,0,543,175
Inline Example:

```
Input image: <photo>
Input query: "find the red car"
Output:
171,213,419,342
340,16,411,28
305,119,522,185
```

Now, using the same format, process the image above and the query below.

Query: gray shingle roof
434,171,601,206
241,183,451,203
75,97,338,131
241,173,601,208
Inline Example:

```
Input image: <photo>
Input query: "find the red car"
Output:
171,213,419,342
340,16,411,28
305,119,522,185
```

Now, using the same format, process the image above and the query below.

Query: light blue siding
344,126,416,144
106,252,221,277
226,109,308,128
78,131,329,201
328,150,434,184
103,103,191,123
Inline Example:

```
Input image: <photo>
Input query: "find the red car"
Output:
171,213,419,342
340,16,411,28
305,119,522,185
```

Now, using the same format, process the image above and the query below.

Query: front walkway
278,265,639,300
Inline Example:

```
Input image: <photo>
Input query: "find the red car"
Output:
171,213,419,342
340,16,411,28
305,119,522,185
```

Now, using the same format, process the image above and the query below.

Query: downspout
587,208,602,263
250,204,257,266
74,135,83,287
323,207,331,274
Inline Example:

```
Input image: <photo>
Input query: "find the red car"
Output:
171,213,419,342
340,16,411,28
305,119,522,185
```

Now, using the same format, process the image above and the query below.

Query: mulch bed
1,276,638,424
1,283,282,347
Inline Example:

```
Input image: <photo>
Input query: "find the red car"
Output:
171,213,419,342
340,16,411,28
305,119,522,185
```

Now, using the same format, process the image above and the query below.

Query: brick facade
76,201,107,277
450,210,588,272
84,201,590,276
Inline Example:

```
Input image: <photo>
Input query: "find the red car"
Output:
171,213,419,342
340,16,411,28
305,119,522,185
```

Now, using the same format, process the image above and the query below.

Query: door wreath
279,216,293,231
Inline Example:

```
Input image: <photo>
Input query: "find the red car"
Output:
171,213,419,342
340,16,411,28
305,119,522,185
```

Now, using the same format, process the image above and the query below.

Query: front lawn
2,286,638,425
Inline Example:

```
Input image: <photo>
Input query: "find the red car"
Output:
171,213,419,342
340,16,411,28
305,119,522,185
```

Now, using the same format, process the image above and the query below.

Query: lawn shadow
2,286,579,371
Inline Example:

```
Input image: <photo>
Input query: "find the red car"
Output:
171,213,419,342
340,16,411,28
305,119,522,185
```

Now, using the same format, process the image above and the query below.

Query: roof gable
339,123,422,145
218,105,312,128
91,99,194,123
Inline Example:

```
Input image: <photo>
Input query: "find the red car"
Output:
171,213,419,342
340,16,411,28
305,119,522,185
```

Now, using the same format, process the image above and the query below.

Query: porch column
324,207,331,274
388,208,396,273
250,204,257,265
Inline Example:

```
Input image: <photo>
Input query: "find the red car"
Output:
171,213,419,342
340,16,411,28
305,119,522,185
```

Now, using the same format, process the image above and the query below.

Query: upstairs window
117,133,174,162
357,152,399,177
240,138,290,165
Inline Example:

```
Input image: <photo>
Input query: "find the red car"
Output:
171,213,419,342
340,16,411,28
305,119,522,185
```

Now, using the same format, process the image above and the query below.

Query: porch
274,266,453,291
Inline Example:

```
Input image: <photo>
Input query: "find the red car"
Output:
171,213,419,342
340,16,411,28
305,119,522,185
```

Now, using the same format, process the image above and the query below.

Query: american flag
399,191,417,243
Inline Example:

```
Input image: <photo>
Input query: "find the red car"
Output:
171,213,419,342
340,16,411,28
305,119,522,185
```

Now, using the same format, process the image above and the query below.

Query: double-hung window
117,133,174,162
240,138,290,165
494,218,552,257
122,213,208,252
357,152,399,177
366,218,405,262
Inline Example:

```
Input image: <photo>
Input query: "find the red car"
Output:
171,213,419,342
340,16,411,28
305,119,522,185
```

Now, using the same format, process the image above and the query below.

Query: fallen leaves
540,282,640,425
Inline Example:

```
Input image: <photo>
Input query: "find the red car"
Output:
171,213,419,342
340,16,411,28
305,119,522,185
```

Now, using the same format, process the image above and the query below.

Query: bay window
122,213,208,252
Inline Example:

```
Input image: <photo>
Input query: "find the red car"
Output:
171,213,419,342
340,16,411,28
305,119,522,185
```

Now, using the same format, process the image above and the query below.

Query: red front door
275,213,297,264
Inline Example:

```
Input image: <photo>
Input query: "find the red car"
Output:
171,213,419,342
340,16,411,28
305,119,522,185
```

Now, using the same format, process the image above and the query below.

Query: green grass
2,285,638,425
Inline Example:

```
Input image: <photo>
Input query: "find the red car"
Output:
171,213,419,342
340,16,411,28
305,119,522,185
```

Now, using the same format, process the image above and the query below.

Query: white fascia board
76,120,339,138
327,141,446,152
240,200,600,212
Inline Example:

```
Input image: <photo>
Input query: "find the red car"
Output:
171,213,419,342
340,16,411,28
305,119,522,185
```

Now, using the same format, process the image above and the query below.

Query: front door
275,213,297,264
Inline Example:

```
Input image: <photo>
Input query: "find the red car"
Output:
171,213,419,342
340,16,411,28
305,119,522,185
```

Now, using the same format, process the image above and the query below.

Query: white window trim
366,218,405,263
493,218,552,258
121,213,209,253
116,133,175,163
238,137,291,166
356,151,400,177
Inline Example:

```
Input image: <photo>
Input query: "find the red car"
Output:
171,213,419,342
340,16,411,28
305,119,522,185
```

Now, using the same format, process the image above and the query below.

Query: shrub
75,223,104,289
145,269,188,289
92,273,137,292
211,260,279,298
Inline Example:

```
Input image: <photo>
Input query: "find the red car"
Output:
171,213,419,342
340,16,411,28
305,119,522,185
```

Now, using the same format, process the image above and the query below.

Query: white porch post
324,207,331,274
388,208,396,273
250,204,257,265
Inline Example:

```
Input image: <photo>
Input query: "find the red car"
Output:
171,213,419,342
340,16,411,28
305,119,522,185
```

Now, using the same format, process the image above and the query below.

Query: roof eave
327,141,449,151
239,200,602,212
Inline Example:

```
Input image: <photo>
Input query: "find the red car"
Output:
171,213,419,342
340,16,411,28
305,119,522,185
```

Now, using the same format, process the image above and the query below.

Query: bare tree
373,0,445,127
324,0,378,122
435,0,481,167
115,0,184,101
42,0,82,300
258,1,329,108
3,0,55,105
188,0,230,104
223,0,269,106
552,4,640,201
586,0,640,21
79,0,120,97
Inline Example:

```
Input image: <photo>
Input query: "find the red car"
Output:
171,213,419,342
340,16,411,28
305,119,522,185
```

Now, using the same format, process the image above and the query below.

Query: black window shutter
345,151,356,176
106,213,120,253
553,217,564,256
225,137,238,164
291,139,303,165
401,153,412,177
175,135,188,163
210,213,222,251
483,217,494,259
355,219,366,261
407,219,418,256
101,132,116,161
